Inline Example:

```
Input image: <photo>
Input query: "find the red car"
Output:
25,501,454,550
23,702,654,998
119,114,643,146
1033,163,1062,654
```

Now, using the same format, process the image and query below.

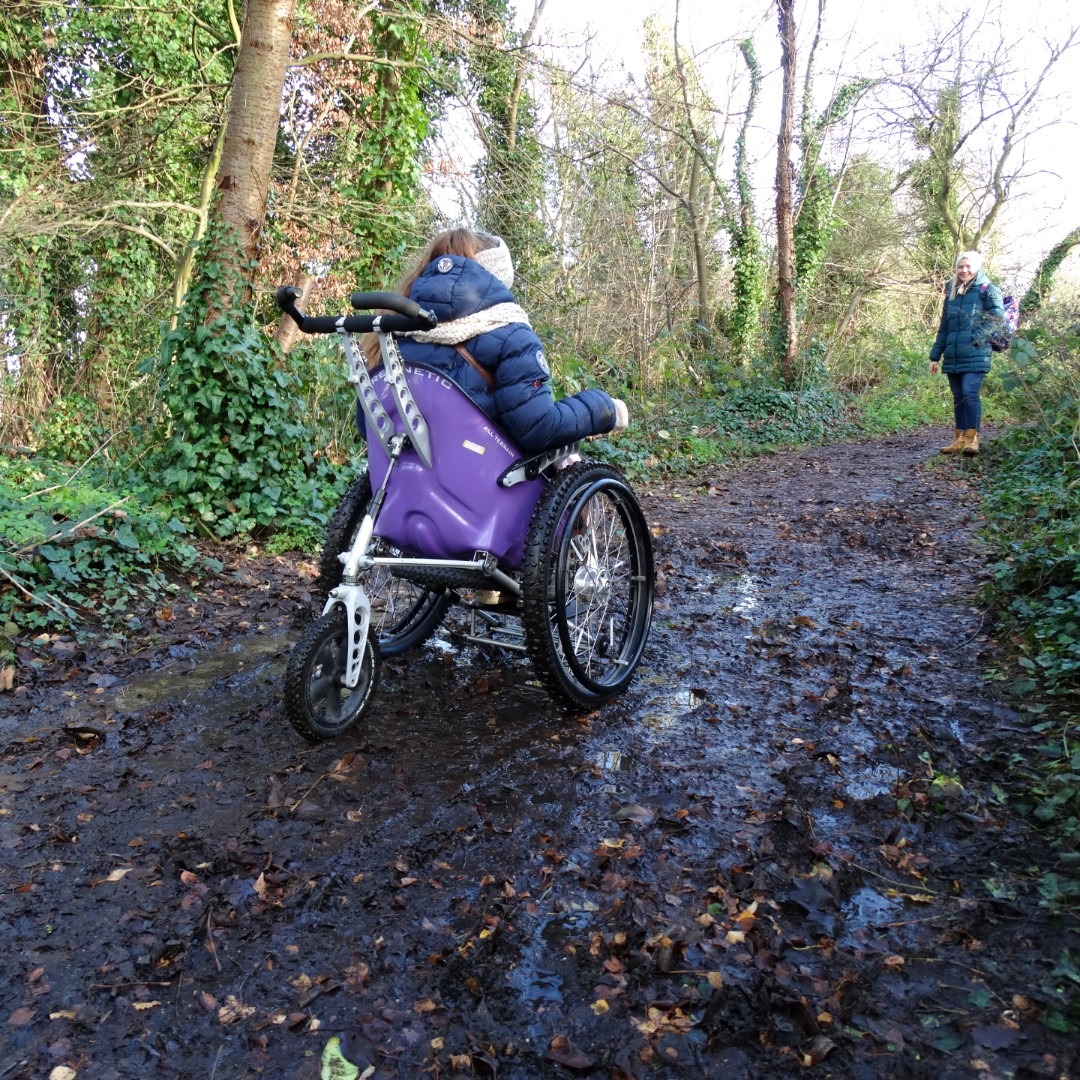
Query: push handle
274,285,437,334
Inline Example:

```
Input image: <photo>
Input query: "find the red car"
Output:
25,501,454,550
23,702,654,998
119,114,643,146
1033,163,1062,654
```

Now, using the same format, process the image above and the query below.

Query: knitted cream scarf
406,302,531,345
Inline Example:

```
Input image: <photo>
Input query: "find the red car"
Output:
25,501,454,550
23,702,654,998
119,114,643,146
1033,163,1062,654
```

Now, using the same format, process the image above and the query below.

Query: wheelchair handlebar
274,285,437,334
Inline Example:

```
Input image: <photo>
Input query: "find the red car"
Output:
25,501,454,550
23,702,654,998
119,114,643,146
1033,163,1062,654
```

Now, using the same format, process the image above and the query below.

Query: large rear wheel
319,471,451,655
521,462,654,708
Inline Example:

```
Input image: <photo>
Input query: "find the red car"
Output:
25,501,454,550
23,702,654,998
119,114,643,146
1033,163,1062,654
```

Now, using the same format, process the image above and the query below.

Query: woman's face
956,259,974,283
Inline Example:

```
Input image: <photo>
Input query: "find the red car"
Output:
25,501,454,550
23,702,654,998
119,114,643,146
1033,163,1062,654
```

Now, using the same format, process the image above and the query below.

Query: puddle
112,632,290,710
732,573,764,615
841,763,904,801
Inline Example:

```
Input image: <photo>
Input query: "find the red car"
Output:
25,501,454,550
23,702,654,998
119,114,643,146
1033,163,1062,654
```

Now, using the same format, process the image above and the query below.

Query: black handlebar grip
275,285,302,310
271,284,438,334
350,291,424,317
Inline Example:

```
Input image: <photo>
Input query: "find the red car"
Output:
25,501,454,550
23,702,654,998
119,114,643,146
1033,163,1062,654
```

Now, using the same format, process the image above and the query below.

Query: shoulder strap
453,343,495,388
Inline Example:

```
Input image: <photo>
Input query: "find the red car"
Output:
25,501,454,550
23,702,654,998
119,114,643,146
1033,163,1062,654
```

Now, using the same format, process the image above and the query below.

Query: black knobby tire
521,461,654,708
319,471,451,656
284,607,380,742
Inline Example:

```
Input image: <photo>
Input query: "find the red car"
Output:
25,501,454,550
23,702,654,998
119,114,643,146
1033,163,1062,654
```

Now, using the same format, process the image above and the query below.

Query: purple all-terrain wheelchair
275,286,655,742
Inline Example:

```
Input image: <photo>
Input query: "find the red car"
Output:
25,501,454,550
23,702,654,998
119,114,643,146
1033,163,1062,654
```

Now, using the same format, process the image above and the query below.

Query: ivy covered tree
1020,226,1080,317
794,79,872,294
729,39,765,365
908,82,963,278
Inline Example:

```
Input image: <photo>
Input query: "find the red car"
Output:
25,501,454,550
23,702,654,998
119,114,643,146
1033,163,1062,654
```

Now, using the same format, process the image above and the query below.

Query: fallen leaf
614,803,656,825
801,1034,836,1065
972,1024,1023,1050
7,1006,35,1026
132,1001,161,1011
547,1034,595,1069
320,1035,366,1080
218,995,255,1024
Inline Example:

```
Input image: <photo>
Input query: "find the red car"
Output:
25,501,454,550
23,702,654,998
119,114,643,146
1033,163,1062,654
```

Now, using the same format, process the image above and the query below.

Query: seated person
362,228,628,454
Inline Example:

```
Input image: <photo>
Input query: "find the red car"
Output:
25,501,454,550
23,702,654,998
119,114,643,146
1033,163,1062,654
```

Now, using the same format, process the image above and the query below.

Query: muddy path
2,427,1077,1079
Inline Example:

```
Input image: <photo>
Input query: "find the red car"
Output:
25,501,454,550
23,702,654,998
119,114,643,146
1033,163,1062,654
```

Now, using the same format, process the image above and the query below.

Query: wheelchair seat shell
365,361,546,567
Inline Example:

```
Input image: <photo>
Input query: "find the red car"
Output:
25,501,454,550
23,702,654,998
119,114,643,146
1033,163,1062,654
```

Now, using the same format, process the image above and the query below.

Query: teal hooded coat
930,269,1004,375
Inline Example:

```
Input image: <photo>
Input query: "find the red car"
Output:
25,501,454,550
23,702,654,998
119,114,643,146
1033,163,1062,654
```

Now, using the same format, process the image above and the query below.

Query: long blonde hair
363,229,498,365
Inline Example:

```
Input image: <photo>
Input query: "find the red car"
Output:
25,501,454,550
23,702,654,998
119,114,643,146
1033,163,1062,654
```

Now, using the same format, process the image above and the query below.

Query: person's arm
929,295,948,372
491,326,620,453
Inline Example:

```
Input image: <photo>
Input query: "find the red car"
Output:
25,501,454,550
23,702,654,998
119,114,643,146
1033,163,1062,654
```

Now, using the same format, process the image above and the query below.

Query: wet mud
2,427,1077,1078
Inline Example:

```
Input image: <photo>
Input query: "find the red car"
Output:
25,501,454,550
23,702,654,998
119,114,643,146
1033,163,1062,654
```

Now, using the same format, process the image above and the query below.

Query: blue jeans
947,372,984,431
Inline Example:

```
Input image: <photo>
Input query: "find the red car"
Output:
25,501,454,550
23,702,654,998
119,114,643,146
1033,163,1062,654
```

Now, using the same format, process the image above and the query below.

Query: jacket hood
407,255,515,323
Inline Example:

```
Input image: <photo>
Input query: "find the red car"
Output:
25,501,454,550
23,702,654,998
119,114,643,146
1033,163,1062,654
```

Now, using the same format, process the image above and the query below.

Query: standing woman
929,250,1005,456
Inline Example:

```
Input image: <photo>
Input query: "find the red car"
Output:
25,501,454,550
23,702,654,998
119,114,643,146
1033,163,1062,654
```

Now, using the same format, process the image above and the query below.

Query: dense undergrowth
973,327,1080,860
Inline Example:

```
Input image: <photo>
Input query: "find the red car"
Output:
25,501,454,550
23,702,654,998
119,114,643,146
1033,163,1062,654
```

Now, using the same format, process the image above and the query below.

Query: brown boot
939,429,966,454
961,429,979,456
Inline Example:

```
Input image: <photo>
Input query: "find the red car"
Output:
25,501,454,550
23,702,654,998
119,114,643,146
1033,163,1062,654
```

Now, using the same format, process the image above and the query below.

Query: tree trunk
274,272,313,351
213,0,297,275
774,0,798,384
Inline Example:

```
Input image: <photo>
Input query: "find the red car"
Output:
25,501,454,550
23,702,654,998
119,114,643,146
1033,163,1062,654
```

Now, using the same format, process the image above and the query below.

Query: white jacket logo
536,349,550,375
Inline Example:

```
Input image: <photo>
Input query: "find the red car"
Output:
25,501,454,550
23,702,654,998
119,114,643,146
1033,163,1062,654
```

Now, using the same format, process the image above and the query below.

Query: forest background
1,1,1078,835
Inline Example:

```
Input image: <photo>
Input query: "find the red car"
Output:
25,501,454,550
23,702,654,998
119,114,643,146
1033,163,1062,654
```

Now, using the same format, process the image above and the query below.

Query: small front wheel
284,608,380,742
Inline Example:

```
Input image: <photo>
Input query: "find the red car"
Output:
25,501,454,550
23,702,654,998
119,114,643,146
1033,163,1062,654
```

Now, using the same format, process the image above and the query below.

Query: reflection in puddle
593,749,632,771
113,633,288,709
840,885,901,943
842,764,903,801
733,574,763,615
674,689,707,709
634,687,710,738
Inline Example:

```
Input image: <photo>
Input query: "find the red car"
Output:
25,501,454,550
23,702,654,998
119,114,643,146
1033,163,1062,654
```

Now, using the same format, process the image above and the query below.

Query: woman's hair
954,250,983,274
950,250,983,298
363,229,499,365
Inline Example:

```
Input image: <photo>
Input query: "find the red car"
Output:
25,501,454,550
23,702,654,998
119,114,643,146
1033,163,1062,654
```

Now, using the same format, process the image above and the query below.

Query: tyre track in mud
2,426,1077,1078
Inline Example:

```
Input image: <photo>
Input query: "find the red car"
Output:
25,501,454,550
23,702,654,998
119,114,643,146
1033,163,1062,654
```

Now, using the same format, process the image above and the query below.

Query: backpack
981,283,1019,352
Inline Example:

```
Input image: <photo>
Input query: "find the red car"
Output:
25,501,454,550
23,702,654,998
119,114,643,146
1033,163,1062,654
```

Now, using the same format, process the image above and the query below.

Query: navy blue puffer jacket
930,269,1004,375
389,255,618,454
